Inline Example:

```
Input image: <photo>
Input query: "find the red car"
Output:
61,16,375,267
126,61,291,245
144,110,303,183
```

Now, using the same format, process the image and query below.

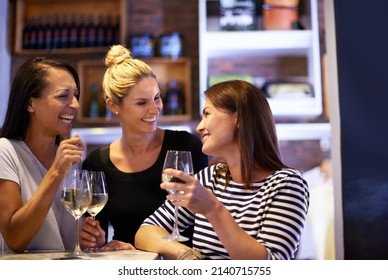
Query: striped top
142,164,309,260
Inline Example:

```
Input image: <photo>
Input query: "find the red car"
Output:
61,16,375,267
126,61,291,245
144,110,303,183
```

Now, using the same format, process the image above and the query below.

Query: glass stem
91,215,97,249
172,206,180,237
0,234,4,258
74,217,82,255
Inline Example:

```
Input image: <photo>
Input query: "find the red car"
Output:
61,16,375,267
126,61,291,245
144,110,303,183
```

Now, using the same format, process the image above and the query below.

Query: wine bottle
29,17,37,49
164,80,185,115
51,15,61,49
105,15,113,46
105,103,112,120
89,83,100,118
44,15,52,49
96,15,105,47
36,15,45,49
87,15,96,47
22,19,31,49
68,14,78,48
59,14,69,48
78,15,88,48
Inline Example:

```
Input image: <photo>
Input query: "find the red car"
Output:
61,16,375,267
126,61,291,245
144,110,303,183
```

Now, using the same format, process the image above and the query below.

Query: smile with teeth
142,117,157,123
59,114,74,123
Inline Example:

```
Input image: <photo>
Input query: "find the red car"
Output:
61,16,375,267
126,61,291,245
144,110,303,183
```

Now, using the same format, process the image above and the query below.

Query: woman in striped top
135,80,309,260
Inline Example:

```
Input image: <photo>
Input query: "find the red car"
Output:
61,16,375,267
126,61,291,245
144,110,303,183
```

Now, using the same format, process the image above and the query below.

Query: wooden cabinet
14,0,193,125
77,58,191,125
14,0,126,55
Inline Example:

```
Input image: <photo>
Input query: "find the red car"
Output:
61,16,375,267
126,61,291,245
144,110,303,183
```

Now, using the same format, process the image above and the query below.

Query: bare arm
135,225,190,259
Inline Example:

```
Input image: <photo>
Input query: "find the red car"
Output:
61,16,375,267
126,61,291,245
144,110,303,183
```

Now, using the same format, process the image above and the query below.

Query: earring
115,112,118,115
27,106,33,112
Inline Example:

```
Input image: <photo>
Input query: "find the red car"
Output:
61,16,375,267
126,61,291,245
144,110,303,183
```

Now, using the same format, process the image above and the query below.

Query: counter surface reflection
1,249,159,260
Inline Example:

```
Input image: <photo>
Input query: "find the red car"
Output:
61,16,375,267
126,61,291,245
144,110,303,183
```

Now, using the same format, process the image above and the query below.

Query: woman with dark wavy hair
0,57,85,253
135,80,309,260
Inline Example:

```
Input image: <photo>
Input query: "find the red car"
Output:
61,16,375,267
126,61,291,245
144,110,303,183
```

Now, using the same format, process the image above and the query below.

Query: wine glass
161,150,193,242
0,234,4,259
84,171,108,253
61,169,92,259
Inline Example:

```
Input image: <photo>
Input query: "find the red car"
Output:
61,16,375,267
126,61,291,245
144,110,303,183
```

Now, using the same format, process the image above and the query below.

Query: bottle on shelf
51,15,61,49
22,18,31,49
28,17,38,49
158,32,183,58
59,14,69,48
87,15,97,47
164,80,185,115
78,15,88,48
105,103,112,120
89,83,101,118
96,15,105,47
68,14,78,48
44,15,52,49
36,15,45,49
105,15,114,46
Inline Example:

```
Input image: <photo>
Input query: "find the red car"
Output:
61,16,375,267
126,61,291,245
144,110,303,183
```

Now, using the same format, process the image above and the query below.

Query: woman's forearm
135,225,190,259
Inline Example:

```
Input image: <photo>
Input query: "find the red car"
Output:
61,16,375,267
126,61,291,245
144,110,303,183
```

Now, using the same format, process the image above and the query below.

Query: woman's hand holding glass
161,168,219,217
61,169,92,259
161,150,193,242
83,171,108,253
79,216,106,250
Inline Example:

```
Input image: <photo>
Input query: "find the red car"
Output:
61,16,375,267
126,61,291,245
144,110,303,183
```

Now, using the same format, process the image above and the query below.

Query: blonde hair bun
105,45,133,67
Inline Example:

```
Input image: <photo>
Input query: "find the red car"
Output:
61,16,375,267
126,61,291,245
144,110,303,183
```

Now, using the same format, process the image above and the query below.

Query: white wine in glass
61,169,92,259
84,171,108,253
162,150,193,242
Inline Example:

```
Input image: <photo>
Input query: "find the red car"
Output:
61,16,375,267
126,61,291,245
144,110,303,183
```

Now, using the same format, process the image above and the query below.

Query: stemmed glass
84,171,108,253
161,150,193,242
61,169,92,259
0,234,4,259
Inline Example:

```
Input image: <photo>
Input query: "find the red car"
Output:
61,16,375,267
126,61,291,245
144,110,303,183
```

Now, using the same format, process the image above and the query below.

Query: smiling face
28,67,79,137
115,76,162,134
196,99,238,159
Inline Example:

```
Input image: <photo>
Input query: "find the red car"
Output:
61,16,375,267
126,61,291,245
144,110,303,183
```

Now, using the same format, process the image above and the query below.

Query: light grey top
0,138,75,252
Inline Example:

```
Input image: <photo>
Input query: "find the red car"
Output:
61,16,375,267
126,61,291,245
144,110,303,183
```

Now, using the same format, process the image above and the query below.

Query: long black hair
0,57,80,140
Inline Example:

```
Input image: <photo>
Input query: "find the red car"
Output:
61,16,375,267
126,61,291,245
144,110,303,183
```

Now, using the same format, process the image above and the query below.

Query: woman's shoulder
268,168,308,189
0,138,19,155
275,168,303,177
0,137,13,146
0,138,21,174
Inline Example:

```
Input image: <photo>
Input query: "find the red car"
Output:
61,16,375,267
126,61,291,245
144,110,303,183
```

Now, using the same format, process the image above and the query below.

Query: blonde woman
79,45,208,250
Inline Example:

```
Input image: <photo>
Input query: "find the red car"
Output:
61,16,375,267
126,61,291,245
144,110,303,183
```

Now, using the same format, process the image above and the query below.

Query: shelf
76,57,192,125
199,0,322,118
14,0,126,55
204,30,313,57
